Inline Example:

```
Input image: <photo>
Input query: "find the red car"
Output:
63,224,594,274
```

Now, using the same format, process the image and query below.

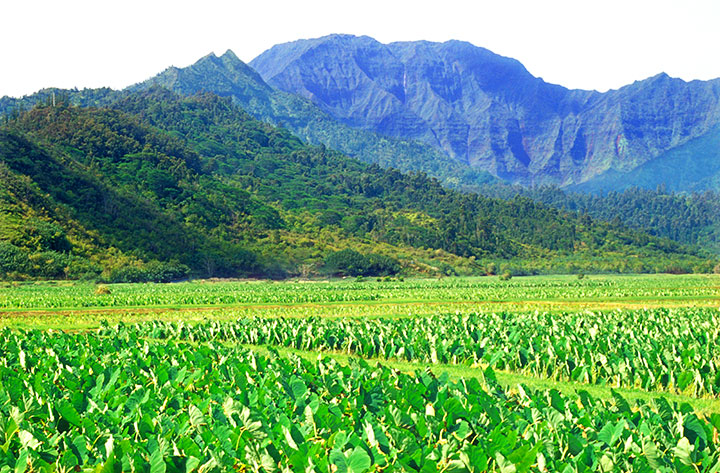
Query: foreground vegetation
2,275,720,471
116,306,720,397
2,328,719,472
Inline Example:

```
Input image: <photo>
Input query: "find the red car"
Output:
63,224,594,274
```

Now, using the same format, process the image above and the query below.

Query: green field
2,274,720,472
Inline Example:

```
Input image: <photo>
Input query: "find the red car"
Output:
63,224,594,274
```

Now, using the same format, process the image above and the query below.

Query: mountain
129,51,497,191
1,89,710,280
250,34,720,189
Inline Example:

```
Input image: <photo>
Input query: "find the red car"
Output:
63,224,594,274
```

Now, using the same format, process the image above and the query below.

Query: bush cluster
323,249,400,277
103,261,190,283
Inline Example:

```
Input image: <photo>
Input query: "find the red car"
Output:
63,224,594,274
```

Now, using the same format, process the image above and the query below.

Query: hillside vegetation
0,89,713,281
484,184,720,255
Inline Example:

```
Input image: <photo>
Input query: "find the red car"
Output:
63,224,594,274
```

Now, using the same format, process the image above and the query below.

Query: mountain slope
131,51,497,191
250,34,720,188
1,89,711,280
572,125,720,193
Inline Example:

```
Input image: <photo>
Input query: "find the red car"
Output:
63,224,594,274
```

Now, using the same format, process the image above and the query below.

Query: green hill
0,89,713,281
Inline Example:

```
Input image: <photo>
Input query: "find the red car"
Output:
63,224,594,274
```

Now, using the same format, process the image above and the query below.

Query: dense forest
482,184,720,254
0,88,714,281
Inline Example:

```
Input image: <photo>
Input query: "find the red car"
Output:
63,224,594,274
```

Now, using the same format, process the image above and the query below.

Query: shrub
499,272,513,281
105,261,190,283
28,251,74,278
324,249,400,277
94,285,111,295
0,242,30,275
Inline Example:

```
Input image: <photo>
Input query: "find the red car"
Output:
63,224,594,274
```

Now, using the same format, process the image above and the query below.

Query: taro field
2,274,720,472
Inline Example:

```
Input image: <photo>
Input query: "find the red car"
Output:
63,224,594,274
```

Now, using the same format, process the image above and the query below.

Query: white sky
2,0,719,98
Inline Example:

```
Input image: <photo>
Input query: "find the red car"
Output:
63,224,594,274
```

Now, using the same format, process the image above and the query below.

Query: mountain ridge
250,34,720,188
128,48,499,190
4,38,719,191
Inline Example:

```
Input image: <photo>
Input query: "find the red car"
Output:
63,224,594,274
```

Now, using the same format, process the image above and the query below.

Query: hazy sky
2,0,719,97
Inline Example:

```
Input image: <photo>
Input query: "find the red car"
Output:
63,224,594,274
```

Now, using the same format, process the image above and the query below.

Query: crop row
1,328,719,472
2,275,718,309
111,307,720,396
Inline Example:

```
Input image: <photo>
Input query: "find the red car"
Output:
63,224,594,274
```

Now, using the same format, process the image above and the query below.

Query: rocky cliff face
250,35,720,186
133,49,499,190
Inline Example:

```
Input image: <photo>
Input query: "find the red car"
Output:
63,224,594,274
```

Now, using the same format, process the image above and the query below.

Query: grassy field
2,274,720,471
2,273,719,329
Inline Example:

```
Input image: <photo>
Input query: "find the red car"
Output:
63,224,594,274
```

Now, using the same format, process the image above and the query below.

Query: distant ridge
2,35,720,192
250,34,720,190
131,49,497,191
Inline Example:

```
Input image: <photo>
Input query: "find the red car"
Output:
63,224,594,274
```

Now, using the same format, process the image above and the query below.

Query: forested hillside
483,184,720,254
0,88,713,281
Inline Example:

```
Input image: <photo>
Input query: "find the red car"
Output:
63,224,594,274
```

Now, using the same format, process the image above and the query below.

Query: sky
2,0,719,98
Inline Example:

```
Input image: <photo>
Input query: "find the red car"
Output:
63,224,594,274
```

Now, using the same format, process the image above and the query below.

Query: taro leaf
19,350,26,371
599,455,614,472
508,443,541,473
329,450,348,473
642,438,662,470
579,445,596,468
445,460,467,472
452,420,471,441
598,420,625,447
567,433,584,456
654,397,674,424
105,435,114,459
536,452,546,472
710,413,720,431
71,435,89,464
185,456,201,473
577,390,594,410
363,421,377,449
59,450,79,471
683,414,707,451
290,378,307,400
188,405,205,429
495,453,516,473
95,449,118,473
57,399,83,428
149,448,166,473
549,389,564,413
484,367,498,386
282,425,297,450
346,447,372,473
17,431,40,451
14,449,28,473
460,446,488,472
260,453,278,473
676,371,694,391
443,398,467,424
673,437,694,466
611,390,631,415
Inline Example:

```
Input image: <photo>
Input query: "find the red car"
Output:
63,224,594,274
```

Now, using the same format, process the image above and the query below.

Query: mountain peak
220,49,241,62
199,51,219,61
